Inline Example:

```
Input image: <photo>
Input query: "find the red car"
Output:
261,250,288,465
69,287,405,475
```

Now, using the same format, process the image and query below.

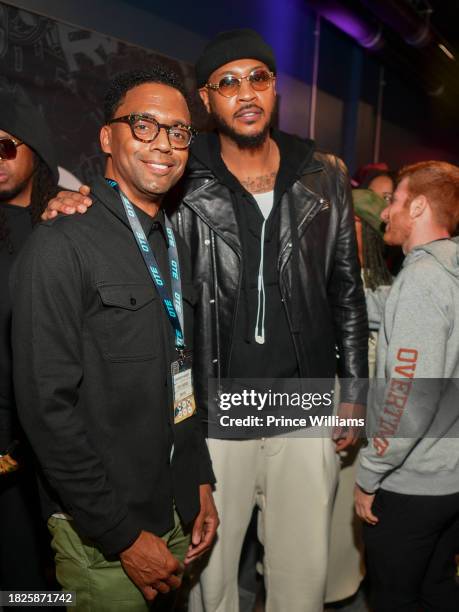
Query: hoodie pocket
97,283,160,362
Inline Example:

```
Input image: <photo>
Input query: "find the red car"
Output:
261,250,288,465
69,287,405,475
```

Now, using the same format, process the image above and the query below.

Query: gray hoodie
358,237,459,495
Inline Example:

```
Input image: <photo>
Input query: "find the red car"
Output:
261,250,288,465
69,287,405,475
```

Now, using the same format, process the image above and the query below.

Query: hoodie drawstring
255,218,267,344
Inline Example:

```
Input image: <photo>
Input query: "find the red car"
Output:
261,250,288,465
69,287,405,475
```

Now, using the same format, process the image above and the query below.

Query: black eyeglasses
0,137,23,160
205,69,275,98
107,113,196,149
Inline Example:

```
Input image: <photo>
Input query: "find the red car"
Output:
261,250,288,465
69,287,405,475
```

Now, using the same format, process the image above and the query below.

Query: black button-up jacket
11,176,214,557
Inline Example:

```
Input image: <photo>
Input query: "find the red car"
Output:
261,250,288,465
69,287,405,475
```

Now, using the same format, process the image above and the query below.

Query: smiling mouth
142,161,174,175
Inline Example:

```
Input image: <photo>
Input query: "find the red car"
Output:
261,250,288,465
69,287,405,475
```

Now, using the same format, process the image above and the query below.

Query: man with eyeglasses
45,30,367,612
11,67,218,611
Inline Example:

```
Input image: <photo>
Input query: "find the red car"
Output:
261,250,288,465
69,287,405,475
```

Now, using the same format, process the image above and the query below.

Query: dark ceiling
429,0,459,53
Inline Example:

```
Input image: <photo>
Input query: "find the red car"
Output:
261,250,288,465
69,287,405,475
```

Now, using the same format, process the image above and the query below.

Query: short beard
211,109,272,150
0,176,32,203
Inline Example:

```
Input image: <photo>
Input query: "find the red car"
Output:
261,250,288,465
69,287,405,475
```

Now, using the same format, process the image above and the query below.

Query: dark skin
199,59,280,194
45,82,218,602
43,68,363,452
0,129,35,205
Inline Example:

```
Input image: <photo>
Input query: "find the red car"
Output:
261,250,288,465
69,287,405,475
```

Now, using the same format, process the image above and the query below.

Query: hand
0,453,19,475
333,402,365,452
354,484,378,525
184,484,219,565
119,530,183,601
41,185,92,220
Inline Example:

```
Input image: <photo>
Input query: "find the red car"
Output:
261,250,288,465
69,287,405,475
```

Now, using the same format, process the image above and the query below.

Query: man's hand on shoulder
41,185,93,220
184,484,219,565
119,530,183,602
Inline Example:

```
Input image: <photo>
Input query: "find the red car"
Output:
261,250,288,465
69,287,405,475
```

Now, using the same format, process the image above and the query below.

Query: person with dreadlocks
354,189,393,291
357,167,404,276
325,187,392,605
0,88,59,594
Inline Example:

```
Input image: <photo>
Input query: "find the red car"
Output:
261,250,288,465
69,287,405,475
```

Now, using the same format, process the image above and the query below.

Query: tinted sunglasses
0,137,23,160
205,69,275,98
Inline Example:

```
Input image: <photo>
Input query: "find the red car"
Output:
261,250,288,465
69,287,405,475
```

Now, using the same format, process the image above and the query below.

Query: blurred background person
354,164,404,276
326,187,392,609
353,164,395,204
0,88,59,597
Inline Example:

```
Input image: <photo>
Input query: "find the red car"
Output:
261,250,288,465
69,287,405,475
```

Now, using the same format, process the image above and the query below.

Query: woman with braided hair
326,172,395,607
0,88,59,597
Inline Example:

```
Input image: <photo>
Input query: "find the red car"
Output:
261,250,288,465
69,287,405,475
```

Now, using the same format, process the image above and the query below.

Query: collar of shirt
91,175,167,241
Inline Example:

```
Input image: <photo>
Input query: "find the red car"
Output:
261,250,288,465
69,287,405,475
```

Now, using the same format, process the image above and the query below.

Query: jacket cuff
199,445,216,485
93,515,141,557
339,377,368,405
356,464,382,494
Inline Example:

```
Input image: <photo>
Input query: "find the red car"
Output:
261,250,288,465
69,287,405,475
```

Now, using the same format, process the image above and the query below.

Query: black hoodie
189,131,315,378
0,88,58,451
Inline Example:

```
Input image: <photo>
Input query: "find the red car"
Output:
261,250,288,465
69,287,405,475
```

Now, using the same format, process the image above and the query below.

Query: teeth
147,163,169,170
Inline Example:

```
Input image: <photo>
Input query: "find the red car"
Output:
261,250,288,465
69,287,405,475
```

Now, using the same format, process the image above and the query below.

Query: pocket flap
97,284,157,311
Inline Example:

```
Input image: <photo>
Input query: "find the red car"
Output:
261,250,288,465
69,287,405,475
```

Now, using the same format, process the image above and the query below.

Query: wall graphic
0,3,209,184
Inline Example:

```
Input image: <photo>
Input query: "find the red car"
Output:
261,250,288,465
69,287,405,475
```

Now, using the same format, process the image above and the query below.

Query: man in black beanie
0,87,59,597
45,28,368,612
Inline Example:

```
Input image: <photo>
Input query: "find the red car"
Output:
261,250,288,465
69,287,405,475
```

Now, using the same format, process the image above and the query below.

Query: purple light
307,0,382,49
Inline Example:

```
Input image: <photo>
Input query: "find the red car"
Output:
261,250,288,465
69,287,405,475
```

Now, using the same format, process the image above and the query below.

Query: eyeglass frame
205,69,275,98
106,113,197,149
0,137,24,160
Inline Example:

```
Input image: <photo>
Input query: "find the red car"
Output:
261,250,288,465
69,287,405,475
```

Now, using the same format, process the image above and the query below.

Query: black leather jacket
169,132,368,421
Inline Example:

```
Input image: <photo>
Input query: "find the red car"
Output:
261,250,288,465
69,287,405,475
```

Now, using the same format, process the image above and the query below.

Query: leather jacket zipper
278,193,328,375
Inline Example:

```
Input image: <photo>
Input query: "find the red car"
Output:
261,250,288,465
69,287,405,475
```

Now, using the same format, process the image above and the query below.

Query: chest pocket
97,283,160,362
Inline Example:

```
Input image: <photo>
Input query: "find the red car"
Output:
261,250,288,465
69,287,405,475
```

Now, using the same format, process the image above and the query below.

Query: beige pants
325,450,365,602
189,435,339,612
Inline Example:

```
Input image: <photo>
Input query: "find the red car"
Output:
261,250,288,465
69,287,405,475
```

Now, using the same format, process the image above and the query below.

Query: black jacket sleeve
11,224,140,556
327,158,369,402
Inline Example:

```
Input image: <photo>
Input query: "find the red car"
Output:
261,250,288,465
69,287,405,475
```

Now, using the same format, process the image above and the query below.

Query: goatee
211,109,272,150
0,177,31,203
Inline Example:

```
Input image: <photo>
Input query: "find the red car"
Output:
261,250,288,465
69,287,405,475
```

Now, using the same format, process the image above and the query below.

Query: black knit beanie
195,28,276,88
0,88,58,183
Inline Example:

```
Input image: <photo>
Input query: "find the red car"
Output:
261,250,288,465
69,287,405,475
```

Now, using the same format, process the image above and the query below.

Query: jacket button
204,239,210,246
130,297,136,305
212,358,218,364
209,299,215,304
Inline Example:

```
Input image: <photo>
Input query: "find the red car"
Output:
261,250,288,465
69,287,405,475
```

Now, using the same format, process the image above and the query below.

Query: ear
409,194,428,219
272,76,277,97
100,125,112,155
199,87,211,114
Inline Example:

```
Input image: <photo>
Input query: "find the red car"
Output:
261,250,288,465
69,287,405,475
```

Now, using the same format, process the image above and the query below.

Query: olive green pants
48,513,190,612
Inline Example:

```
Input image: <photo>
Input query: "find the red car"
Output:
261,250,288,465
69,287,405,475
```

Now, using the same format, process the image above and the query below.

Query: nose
237,77,256,102
151,126,172,153
381,206,389,222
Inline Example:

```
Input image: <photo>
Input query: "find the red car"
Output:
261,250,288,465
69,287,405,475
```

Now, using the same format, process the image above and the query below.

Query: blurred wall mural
0,4,208,185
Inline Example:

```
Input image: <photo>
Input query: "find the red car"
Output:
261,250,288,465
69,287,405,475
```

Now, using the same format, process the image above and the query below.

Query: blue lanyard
107,179,185,349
